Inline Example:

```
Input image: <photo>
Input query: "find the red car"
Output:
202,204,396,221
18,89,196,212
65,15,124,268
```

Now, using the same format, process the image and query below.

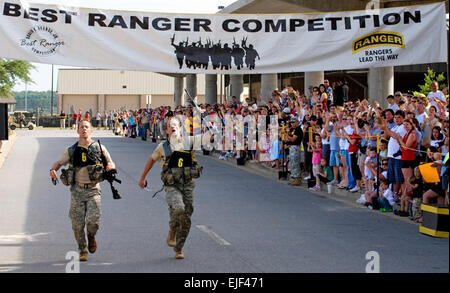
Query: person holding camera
49,120,116,262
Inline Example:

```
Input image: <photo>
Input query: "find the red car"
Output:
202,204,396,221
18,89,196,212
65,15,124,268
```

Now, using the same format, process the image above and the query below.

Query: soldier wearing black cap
284,117,303,186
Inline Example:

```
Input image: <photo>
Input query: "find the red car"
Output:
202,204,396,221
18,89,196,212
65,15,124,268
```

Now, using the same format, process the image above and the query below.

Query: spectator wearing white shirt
95,111,101,129
414,99,428,126
430,126,445,150
381,110,407,197
427,81,446,108
336,116,352,189
387,95,399,112
378,179,395,211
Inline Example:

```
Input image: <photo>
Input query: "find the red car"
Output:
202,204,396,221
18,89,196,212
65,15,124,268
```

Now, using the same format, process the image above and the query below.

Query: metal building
57,70,223,113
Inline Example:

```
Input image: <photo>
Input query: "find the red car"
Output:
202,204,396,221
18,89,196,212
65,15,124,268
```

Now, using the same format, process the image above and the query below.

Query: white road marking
0,232,51,243
196,225,231,246
0,266,20,272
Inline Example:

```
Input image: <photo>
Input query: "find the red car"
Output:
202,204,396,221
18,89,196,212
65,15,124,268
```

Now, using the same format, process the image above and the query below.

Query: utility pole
25,81,28,111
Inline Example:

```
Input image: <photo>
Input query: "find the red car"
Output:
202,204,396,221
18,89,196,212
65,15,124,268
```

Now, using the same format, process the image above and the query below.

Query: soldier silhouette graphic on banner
170,35,260,71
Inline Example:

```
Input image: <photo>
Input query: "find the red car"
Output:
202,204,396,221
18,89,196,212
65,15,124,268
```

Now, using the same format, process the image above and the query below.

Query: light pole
24,81,28,111
51,65,54,116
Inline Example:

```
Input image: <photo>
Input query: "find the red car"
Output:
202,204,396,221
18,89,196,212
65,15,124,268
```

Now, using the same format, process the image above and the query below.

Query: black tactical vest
160,140,202,185
68,142,102,167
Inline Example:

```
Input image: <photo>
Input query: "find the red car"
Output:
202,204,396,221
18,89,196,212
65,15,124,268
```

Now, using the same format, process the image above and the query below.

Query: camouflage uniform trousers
69,185,101,253
288,145,301,179
164,180,195,252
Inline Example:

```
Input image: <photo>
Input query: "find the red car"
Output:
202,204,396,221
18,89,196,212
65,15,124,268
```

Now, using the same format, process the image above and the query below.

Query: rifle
184,89,219,135
98,140,122,200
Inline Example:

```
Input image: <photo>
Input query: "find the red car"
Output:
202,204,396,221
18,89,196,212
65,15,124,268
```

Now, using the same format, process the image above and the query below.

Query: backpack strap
163,140,172,162
67,142,79,166
87,141,103,165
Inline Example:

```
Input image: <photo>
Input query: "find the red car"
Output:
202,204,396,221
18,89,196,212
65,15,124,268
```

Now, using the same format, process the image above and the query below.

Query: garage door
150,95,173,108
105,95,140,112
63,95,97,114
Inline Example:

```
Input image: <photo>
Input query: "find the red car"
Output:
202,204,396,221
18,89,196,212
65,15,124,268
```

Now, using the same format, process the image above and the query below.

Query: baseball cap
290,117,298,123
283,108,291,114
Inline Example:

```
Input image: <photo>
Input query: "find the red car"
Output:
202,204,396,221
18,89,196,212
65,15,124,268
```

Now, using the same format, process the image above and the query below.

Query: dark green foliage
0,59,34,97
13,90,57,114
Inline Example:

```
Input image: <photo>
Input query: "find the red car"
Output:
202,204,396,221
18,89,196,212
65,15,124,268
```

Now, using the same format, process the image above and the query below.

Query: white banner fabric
0,0,447,74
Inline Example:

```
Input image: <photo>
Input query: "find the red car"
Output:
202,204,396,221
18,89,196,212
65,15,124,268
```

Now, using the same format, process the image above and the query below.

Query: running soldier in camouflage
50,120,115,262
165,181,195,253
139,116,207,259
69,185,101,254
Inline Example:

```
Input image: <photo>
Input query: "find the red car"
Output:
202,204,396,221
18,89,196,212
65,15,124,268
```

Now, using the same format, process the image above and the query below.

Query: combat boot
79,251,88,262
87,234,97,253
174,248,184,259
166,229,176,247
288,177,301,186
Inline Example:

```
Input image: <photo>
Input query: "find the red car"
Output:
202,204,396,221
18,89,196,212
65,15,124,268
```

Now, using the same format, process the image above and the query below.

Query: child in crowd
308,140,322,190
310,157,334,191
379,139,388,158
259,128,272,164
378,179,395,212
270,132,283,169
407,167,424,222
363,146,377,192
358,158,390,208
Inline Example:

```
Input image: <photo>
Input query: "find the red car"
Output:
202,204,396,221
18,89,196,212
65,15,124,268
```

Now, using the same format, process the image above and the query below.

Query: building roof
0,94,17,104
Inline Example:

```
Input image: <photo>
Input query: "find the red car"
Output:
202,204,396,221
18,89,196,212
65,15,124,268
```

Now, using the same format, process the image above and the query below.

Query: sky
11,0,237,92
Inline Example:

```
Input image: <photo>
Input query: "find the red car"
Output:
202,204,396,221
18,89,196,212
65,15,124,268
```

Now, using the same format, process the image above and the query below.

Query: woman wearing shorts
396,119,417,198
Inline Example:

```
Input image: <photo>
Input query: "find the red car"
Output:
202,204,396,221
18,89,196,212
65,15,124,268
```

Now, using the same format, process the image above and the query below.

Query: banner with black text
0,0,447,73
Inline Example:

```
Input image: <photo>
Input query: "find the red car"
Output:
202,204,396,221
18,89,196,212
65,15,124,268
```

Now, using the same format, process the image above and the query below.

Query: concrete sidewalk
0,132,19,169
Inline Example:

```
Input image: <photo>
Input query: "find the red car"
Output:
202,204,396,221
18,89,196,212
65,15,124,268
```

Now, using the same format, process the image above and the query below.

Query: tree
13,90,57,114
415,67,446,96
0,59,34,97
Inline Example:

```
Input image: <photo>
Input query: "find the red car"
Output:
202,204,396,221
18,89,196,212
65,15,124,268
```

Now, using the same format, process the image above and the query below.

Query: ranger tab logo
352,31,405,54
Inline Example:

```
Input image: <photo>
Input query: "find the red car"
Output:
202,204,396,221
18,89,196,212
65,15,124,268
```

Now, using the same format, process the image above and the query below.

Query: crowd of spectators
66,79,449,222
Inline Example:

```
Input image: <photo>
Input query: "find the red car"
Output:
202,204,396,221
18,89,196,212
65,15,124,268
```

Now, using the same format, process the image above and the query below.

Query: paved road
0,130,448,273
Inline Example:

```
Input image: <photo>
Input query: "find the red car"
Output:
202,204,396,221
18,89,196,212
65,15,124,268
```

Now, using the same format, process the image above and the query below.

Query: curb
0,132,20,169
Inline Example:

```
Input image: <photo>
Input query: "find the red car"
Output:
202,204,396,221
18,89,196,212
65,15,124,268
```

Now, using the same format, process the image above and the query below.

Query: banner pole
376,133,380,201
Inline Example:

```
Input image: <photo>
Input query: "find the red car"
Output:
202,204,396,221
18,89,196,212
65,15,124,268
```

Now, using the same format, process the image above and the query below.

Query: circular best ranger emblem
20,26,65,56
